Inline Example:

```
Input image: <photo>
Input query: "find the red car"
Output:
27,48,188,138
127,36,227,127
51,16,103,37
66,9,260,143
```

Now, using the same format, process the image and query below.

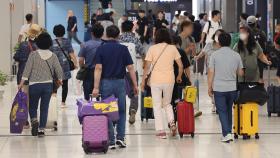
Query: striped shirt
22,50,63,85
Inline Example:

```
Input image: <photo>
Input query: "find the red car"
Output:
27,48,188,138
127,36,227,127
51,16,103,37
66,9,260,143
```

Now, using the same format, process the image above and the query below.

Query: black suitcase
267,66,280,117
141,87,154,122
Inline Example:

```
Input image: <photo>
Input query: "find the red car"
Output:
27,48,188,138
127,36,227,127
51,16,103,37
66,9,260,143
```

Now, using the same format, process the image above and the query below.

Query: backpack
252,28,267,53
192,20,202,43
207,21,221,34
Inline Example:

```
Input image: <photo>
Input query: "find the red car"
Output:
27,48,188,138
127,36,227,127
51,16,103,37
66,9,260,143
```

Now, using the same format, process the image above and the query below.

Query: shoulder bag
55,39,75,71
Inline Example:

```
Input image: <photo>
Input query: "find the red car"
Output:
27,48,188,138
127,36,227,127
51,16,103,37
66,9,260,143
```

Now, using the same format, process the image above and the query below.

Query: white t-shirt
19,24,31,41
121,42,137,69
202,20,222,43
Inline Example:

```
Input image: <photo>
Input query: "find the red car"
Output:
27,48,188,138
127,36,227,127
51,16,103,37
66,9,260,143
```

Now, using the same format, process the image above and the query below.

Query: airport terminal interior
0,0,280,158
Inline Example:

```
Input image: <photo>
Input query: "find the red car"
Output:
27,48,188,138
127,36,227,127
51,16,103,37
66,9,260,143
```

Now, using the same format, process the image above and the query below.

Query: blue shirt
78,38,103,69
95,40,133,79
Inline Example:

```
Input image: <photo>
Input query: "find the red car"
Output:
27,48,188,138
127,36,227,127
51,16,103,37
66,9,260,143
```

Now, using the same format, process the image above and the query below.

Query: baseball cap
247,16,257,25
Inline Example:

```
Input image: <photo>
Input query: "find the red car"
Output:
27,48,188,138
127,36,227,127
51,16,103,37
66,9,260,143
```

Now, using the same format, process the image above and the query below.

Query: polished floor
1,44,280,158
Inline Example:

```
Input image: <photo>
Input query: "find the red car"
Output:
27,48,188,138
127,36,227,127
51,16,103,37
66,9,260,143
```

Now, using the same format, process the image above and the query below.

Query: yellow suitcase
233,103,259,139
144,97,153,108
184,86,197,104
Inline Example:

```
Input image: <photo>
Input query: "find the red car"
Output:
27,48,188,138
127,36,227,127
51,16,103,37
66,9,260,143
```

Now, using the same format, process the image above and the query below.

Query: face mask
239,33,248,41
214,35,219,43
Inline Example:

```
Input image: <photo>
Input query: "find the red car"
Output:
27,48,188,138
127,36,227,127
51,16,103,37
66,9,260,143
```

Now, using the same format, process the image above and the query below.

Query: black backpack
192,20,202,43
252,28,267,53
207,21,221,34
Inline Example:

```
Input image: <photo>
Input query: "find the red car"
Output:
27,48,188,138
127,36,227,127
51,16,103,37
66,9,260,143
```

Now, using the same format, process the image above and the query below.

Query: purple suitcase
82,115,109,154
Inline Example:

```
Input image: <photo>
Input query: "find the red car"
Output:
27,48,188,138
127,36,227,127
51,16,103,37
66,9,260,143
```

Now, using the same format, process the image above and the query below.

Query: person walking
50,24,78,108
153,11,169,39
119,20,144,124
18,14,33,43
233,27,271,83
137,10,149,44
67,10,82,45
92,25,138,149
18,33,63,137
195,29,225,113
141,28,183,139
79,23,104,101
200,10,222,45
208,32,244,143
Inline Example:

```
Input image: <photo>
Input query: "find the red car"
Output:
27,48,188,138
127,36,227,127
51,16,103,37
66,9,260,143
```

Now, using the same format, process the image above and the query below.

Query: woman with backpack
233,27,271,82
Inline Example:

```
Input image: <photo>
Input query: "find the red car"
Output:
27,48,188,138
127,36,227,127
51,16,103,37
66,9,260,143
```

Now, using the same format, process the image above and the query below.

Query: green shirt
233,42,263,82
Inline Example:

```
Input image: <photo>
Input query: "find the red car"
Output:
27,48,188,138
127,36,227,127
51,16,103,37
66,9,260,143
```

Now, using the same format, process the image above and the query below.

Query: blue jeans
83,69,94,101
100,79,126,145
29,83,53,129
214,91,237,137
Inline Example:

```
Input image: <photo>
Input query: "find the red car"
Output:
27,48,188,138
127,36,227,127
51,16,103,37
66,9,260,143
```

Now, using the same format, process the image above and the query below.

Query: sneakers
23,121,30,129
31,119,39,136
129,109,136,125
156,132,167,139
109,144,116,150
211,106,216,113
169,121,177,137
194,111,203,118
116,139,127,148
38,129,45,138
221,134,233,143
61,102,67,108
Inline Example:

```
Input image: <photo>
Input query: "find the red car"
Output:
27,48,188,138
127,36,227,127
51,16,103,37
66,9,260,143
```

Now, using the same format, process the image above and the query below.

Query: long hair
237,27,256,55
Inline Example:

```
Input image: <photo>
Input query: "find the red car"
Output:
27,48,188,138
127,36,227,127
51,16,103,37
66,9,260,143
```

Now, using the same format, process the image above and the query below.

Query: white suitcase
46,94,58,131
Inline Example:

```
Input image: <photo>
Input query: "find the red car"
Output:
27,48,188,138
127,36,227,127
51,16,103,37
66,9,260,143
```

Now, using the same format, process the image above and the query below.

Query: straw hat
26,24,42,39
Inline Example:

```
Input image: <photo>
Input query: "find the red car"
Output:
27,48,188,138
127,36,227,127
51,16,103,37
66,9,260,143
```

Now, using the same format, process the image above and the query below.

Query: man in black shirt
153,11,169,39
67,10,82,45
137,10,149,44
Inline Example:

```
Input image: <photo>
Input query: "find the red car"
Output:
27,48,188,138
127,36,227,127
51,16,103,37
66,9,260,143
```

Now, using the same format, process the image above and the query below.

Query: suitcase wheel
191,133,194,138
242,135,249,140
255,133,260,139
53,127,58,131
278,113,280,117
54,121,58,126
103,148,108,154
179,133,184,138
268,113,271,117
234,134,238,139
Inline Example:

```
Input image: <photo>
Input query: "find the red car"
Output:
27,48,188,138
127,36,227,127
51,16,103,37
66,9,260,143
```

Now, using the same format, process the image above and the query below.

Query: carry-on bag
184,86,197,104
10,90,28,134
76,95,119,124
267,66,280,117
233,103,259,140
141,88,154,122
82,115,109,154
177,101,195,138
46,94,58,131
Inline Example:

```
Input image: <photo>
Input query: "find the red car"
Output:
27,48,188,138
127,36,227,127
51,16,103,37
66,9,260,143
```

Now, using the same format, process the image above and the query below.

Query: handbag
144,44,168,89
236,67,268,105
55,39,75,71
76,66,89,81
45,58,60,91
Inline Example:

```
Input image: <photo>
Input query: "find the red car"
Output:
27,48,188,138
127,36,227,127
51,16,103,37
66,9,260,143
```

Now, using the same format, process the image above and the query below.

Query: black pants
68,31,82,45
53,80,68,103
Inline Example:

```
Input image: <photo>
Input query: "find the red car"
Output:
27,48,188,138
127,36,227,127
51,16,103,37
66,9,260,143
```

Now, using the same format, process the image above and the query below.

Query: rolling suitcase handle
268,65,271,86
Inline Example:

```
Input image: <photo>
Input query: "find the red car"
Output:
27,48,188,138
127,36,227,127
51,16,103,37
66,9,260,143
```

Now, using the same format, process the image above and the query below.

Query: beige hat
26,24,42,39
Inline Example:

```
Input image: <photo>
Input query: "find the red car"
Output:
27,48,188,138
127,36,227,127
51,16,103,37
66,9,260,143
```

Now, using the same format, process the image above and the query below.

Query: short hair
155,28,172,44
189,15,195,22
240,13,248,20
184,12,189,17
25,14,33,22
172,35,182,47
122,20,133,32
199,13,205,20
35,32,53,50
218,32,231,47
91,23,104,38
106,25,120,39
211,29,225,41
139,10,145,14
181,20,193,31
53,24,65,37
212,10,221,18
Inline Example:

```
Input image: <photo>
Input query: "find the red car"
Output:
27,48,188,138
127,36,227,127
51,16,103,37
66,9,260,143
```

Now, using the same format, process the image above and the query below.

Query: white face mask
239,33,248,41
214,35,219,43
